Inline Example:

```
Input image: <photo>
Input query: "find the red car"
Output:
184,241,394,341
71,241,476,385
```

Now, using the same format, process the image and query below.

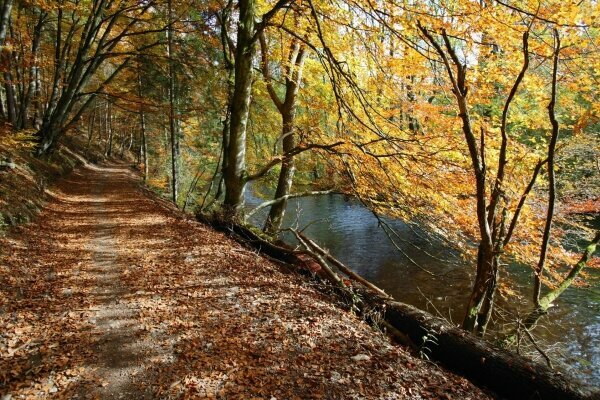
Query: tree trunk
119,131,127,159
31,61,42,129
167,0,179,206
138,80,148,181
3,71,16,125
140,111,148,181
384,301,591,400
534,30,561,307
264,111,296,234
214,1,234,202
136,61,148,179
0,0,13,121
17,10,45,130
0,0,13,114
406,75,419,133
84,104,96,157
260,33,306,235
216,68,234,202
223,0,256,218
418,25,496,336
105,103,113,157
0,0,12,49
462,243,496,334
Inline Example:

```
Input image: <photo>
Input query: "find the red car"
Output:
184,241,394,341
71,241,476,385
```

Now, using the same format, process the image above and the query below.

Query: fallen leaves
0,163,494,399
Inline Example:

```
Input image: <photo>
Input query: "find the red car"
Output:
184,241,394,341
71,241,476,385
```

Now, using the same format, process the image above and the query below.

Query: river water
246,185,599,388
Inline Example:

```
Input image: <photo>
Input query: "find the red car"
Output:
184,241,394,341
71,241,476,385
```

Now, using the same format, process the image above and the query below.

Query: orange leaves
564,198,600,215
573,106,600,136
0,160,496,398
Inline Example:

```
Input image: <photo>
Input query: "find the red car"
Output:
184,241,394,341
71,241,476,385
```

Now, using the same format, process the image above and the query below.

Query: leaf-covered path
1,163,493,399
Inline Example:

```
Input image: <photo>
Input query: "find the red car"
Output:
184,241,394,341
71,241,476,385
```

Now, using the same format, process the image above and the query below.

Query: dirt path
85,171,166,399
1,162,494,399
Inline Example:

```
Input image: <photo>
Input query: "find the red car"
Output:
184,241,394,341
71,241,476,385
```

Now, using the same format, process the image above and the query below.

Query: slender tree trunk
0,85,5,118
216,68,234,202
139,102,148,180
454,90,494,335
3,31,17,126
0,0,12,120
215,0,234,202
137,69,148,180
3,70,16,125
533,30,561,307
260,32,306,235
140,110,148,181
264,111,296,234
18,11,45,130
167,0,179,205
136,131,141,164
406,75,419,133
105,103,113,157
418,24,496,335
463,241,495,334
0,0,13,48
119,131,127,159
31,63,42,129
85,104,96,156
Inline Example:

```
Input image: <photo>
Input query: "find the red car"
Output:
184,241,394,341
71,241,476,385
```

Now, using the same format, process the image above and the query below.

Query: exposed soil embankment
0,161,493,399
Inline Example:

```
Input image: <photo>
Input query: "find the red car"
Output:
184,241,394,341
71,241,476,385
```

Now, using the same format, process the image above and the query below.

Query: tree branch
246,190,337,220
534,29,561,306
258,31,284,112
245,141,344,182
488,31,530,230
503,157,548,248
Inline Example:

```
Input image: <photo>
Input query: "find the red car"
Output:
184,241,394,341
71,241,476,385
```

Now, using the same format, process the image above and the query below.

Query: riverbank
0,161,495,399
245,183,600,388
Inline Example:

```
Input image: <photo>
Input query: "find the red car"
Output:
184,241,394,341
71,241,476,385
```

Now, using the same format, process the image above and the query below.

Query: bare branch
246,190,337,220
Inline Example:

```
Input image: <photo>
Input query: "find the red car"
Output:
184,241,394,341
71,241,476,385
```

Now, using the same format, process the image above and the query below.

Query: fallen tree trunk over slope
196,214,302,264
383,301,591,400
198,215,595,400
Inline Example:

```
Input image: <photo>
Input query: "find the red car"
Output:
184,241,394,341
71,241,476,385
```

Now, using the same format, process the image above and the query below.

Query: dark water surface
246,185,599,387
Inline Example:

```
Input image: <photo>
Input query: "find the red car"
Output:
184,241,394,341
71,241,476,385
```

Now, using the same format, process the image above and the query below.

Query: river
245,185,599,388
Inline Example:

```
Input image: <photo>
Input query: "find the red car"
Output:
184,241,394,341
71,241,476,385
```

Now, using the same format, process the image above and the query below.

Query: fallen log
197,213,302,264
296,230,392,298
197,215,596,400
383,301,592,400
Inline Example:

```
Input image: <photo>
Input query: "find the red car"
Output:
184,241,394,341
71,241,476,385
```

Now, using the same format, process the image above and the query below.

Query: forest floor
0,161,495,399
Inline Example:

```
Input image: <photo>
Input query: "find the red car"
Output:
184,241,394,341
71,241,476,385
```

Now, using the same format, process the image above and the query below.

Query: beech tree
221,0,292,218
258,27,306,234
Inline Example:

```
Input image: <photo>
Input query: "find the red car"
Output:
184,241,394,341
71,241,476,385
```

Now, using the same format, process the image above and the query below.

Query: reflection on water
246,184,599,387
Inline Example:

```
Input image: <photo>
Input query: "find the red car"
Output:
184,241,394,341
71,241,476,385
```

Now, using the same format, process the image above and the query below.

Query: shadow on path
1,161,494,399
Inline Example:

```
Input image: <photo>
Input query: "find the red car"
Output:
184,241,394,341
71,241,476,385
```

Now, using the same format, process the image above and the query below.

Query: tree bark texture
167,0,179,205
223,0,256,218
260,33,306,235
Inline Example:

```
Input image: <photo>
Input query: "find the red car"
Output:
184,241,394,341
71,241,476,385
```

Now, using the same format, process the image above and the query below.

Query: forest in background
0,0,598,377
